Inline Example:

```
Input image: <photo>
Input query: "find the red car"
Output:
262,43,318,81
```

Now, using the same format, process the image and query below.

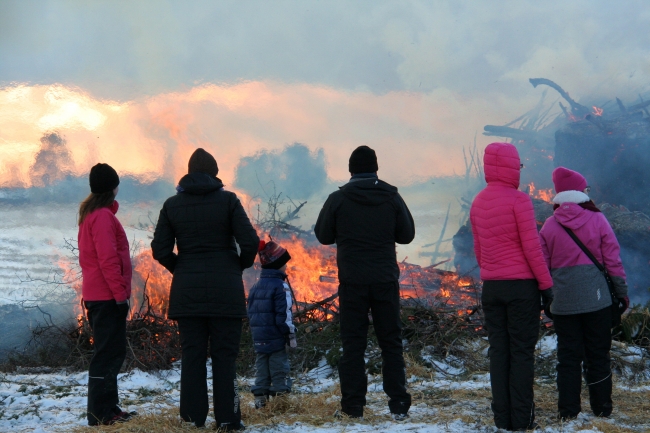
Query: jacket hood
483,142,521,189
554,202,596,230
177,172,224,195
110,200,119,215
339,178,397,206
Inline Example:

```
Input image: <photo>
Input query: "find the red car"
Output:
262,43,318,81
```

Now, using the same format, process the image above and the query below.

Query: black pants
177,317,242,428
85,300,128,426
482,280,540,431
554,306,612,418
338,282,411,416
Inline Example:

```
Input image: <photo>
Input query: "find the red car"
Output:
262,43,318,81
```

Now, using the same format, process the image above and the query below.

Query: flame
592,106,603,116
527,182,553,203
130,249,173,319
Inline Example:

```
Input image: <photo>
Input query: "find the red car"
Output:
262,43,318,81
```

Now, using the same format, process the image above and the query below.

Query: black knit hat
188,148,219,177
89,163,120,194
348,145,378,174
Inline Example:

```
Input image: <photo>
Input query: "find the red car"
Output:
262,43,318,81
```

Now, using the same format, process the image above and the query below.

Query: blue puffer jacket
247,269,295,354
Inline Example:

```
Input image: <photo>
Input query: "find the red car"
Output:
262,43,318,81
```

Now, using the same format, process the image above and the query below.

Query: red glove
618,296,630,314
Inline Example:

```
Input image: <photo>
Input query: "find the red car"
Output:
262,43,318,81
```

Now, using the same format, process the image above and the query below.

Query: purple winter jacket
539,200,627,315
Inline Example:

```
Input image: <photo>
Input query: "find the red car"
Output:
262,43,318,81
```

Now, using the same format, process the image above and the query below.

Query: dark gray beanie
188,148,219,177
348,146,378,174
89,163,119,194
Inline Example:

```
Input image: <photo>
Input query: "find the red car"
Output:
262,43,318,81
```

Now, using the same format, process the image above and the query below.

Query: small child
247,240,296,408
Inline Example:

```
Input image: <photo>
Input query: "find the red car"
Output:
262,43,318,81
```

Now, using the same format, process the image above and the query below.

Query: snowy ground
1,341,648,433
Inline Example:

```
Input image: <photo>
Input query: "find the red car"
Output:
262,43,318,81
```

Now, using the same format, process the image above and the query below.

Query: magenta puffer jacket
470,142,553,289
78,201,132,302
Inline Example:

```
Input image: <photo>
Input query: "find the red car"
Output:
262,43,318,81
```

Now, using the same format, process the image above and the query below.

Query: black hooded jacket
151,173,259,319
314,178,415,284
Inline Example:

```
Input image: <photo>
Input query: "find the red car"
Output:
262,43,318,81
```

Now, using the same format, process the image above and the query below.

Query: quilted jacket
151,172,259,319
469,142,553,289
247,269,296,354
78,200,132,302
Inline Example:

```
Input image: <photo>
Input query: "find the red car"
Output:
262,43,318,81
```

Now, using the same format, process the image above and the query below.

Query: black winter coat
151,173,259,319
314,177,415,285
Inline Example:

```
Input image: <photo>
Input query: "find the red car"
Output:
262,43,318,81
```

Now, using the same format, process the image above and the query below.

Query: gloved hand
540,289,554,320
116,299,130,316
618,296,630,314
288,333,297,349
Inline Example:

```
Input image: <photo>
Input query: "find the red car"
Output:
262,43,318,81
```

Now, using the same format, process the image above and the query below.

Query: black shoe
558,412,579,422
104,410,137,425
218,421,245,431
511,421,540,431
334,408,364,420
391,412,409,421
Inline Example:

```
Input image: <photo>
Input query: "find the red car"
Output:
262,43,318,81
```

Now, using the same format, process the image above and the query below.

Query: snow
0,361,647,432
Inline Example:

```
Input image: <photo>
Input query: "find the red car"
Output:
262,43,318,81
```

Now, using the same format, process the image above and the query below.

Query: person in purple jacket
539,167,629,420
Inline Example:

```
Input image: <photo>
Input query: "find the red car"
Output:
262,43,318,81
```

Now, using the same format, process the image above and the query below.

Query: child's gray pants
251,349,291,396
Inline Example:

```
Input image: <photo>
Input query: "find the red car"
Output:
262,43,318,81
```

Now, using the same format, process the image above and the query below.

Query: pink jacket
539,203,625,278
78,201,132,302
470,143,553,289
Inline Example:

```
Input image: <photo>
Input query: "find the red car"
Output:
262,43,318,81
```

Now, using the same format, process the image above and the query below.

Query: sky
1,0,650,186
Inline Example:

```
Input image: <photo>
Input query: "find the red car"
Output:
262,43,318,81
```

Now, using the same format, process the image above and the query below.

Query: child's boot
254,395,267,409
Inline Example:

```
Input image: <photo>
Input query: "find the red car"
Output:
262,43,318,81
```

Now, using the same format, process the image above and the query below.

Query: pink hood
469,143,552,289
484,142,521,189
539,202,626,277
553,201,596,230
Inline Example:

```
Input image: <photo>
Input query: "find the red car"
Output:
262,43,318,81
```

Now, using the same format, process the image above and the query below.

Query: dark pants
85,300,128,426
177,317,242,428
251,349,291,396
338,282,411,417
554,306,612,418
482,280,540,431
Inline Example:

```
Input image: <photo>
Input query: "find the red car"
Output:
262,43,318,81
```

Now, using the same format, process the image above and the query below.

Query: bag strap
555,220,607,275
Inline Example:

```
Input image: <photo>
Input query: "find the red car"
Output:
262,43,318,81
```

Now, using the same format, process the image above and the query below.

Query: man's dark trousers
85,300,128,426
554,306,612,418
338,282,411,417
482,280,540,431
177,317,242,428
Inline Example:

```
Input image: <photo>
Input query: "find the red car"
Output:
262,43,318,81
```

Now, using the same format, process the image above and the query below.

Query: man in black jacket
151,148,259,431
314,146,415,420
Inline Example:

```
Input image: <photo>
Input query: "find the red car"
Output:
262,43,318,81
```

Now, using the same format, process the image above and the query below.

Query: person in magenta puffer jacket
78,163,135,426
470,142,553,431
539,167,629,420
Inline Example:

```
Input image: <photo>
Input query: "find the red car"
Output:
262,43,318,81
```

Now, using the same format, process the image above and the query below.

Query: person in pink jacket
539,167,628,420
470,142,553,431
78,163,135,426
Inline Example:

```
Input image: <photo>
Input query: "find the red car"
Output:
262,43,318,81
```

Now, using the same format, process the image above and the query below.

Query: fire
65,233,481,321
264,235,338,303
131,249,173,319
592,106,603,116
527,182,553,203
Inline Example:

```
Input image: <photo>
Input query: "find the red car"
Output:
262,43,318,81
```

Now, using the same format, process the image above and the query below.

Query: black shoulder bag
557,222,622,327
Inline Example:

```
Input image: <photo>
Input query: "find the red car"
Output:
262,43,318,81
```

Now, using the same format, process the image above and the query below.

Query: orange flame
527,182,553,203
592,106,603,116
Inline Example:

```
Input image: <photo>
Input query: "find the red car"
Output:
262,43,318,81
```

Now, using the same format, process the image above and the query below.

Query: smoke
30,132,72,187
234,143,328,200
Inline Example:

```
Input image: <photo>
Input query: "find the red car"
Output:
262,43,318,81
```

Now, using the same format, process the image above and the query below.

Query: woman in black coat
152,148,259,431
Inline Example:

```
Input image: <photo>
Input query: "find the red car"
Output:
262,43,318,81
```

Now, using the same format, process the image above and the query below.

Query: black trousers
554,306,612,418
482,280,540,431
85,300,128,426
177,317,242,428
338,282,411,416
